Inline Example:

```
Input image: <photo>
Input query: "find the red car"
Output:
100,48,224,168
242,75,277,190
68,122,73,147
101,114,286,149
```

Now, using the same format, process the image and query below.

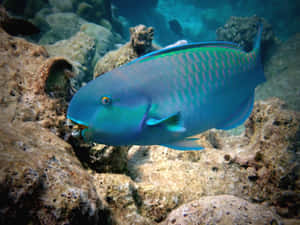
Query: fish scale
142,46,259,131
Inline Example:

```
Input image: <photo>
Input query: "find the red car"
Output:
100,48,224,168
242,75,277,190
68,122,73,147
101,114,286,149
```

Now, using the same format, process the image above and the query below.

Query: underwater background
0,0,300,224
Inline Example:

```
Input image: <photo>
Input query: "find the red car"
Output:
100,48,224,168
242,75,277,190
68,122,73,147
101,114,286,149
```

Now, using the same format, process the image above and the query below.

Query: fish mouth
74,123,88,130
67,116,89,130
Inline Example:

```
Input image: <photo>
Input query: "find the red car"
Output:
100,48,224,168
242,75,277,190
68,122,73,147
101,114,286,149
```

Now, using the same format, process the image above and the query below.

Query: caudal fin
253,22,263,54
250,22,266,84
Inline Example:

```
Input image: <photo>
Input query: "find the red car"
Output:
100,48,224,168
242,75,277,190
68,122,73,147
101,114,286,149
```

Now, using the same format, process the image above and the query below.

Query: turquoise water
3,0,300,45
112,0,300,44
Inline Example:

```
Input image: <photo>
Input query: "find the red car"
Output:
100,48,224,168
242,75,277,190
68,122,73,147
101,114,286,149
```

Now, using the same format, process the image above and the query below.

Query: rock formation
94,24,159,78
0,17,299,224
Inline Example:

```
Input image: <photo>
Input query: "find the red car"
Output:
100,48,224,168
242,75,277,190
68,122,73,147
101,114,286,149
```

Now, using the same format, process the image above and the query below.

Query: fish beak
74,123,88,130
67,118,88,130
67,119,89,138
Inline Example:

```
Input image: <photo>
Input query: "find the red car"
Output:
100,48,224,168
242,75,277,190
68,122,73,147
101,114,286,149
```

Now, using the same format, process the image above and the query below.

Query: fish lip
67,115,89,130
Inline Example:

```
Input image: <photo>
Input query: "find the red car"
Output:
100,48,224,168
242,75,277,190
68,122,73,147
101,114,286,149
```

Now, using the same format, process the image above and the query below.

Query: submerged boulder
94,24,159,78
80,22,122,67
161,195,282,225
0,27,73,134
44,22,121,88
48,0,74,12
0,121,113,225
44,31,96,88
0,28,113,225
216,15,279,59
39,12,87,44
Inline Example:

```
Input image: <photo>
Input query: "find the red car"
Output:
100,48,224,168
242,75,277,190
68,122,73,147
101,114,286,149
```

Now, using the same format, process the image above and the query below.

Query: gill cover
83,94,151,144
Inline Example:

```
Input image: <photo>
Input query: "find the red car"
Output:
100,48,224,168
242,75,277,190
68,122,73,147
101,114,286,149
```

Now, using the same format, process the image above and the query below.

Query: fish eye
101,96,112,105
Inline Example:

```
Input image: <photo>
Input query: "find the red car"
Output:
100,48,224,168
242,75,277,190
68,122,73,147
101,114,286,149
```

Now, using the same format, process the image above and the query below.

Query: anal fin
162,138,204,151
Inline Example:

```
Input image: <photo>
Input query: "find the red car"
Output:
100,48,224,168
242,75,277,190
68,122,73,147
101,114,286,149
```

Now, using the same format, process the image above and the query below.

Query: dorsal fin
129,41,244,64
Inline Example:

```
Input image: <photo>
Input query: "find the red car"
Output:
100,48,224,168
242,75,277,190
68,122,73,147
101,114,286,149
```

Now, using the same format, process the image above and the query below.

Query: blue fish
67,25,265,150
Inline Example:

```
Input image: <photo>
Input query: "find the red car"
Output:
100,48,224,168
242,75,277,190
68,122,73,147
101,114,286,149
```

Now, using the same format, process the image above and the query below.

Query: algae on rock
39,12,87,44
44,31,96,87
94,24,159,77
44,22,121,87
216,15,279,60
80,22,122,67
161,195,282,225
0,28,113,225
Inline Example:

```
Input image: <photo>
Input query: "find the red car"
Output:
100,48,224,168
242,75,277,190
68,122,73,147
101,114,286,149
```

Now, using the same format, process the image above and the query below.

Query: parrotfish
67,25,265,150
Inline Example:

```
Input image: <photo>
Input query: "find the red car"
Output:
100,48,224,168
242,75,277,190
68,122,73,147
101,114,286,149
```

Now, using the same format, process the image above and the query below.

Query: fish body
67,25,265,150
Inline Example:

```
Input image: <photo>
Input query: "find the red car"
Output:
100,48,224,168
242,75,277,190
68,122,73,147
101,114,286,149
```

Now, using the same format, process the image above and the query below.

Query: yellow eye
101,96,112,105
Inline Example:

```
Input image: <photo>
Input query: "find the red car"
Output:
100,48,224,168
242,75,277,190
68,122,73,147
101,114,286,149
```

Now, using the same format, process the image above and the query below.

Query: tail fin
252,22,266,84
253,22,263,54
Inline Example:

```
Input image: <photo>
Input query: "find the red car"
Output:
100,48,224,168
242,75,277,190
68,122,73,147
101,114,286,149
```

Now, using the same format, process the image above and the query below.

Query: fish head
67,73,150,145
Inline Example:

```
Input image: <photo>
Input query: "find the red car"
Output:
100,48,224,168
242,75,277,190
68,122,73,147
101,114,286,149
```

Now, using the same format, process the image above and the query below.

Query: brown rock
216,15,279,61
0,28,113,224
0,121,112,225
69,142,130,174
129,25,154,55
94,25,159,78
93,173,153,225
161,195,282,225
1,20,300,225
0,27,74,137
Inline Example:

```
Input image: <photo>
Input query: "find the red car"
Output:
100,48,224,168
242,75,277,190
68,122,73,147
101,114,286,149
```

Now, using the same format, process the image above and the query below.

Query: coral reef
44,31,95,86
93,173,153,225
0,122,112,225
0,27,73,135
94,24,159,77
161,195,282,225
0,17,299,225
0,28,112,225
44,22,121,89
129,25,155,55
68,139,130,174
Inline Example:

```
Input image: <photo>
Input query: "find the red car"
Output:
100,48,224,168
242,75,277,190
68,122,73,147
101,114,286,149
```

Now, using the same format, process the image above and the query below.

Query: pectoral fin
146,112,186,133
162,138,204,151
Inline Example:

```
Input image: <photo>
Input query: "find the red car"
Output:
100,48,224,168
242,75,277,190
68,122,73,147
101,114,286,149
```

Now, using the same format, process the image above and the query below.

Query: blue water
112,0,300,45
3,0,299,45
